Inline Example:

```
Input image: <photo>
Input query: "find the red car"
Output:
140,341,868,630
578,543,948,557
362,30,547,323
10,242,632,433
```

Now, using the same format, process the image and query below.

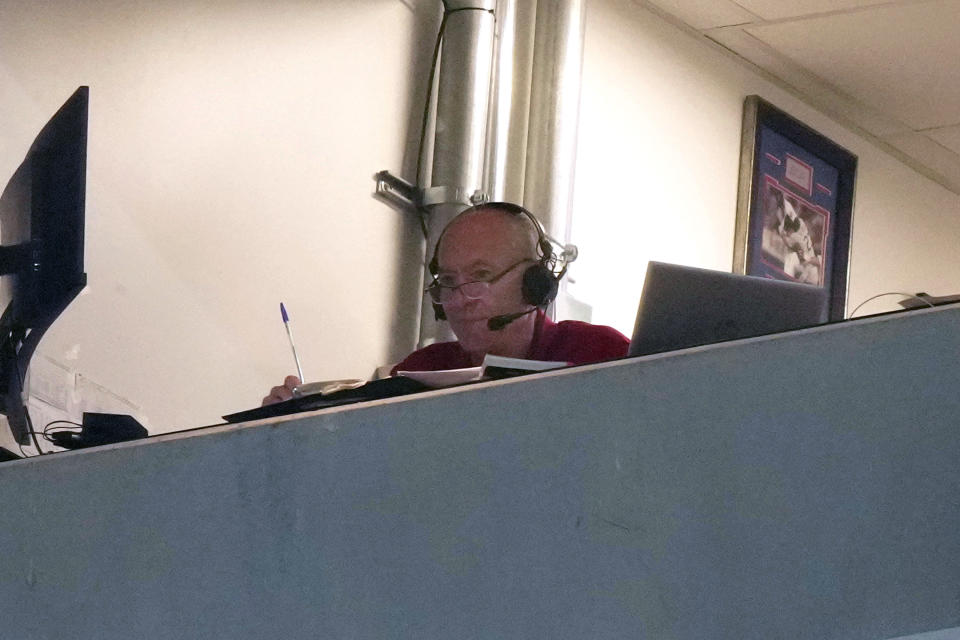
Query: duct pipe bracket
421,186,488,208
373,171,489,215
373,170,420,214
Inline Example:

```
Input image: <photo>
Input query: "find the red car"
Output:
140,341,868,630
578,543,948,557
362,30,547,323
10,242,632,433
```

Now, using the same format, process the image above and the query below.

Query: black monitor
0,86,88,446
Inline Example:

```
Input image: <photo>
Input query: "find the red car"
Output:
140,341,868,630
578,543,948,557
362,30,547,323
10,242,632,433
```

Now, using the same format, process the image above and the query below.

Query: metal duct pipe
419,1,496,346
485,0,536,203
414,0,585,346
522,0,586,244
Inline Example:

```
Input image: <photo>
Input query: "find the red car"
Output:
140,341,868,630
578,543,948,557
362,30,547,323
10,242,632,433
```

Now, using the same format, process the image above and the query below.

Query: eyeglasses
426,259,533,304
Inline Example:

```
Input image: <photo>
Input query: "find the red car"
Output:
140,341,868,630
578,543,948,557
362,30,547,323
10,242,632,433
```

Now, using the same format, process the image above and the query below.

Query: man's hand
261,375,301,406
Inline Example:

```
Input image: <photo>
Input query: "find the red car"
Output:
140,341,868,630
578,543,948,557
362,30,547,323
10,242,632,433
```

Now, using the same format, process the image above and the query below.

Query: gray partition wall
1,306,959,640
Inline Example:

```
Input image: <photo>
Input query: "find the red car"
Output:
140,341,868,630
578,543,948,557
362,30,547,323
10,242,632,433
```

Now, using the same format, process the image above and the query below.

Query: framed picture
733,95,857,321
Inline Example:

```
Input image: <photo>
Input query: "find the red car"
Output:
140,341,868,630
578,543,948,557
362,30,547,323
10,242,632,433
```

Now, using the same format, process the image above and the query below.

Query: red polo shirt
391,313,629,374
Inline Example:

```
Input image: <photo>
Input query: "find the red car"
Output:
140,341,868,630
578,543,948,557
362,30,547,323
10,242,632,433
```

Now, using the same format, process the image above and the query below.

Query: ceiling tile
744,1,960,130
642,0,758,29
924,125,960,155
707,27,911,137
734,0,896,21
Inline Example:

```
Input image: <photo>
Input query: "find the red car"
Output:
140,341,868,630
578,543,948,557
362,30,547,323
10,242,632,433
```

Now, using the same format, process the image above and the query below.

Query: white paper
396,367,483,387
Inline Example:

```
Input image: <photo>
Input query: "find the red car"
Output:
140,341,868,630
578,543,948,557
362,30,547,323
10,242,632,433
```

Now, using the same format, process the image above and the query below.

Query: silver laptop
628,261,829,357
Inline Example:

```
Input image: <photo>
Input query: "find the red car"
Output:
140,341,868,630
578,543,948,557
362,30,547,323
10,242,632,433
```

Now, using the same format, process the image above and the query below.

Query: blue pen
280,302,305,383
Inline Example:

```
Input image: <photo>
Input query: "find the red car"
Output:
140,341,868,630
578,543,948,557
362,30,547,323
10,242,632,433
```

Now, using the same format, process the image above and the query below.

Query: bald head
434,204,541,270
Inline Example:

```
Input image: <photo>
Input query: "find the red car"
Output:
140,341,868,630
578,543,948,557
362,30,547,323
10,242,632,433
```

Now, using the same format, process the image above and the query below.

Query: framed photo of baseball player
733,95,857,322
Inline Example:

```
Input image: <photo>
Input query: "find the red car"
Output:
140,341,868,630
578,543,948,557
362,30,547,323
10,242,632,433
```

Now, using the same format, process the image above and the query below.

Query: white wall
569,0,960,335
0,0,436,436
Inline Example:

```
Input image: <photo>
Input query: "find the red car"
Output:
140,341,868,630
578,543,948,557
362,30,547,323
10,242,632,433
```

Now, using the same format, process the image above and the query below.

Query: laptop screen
628,261,829,357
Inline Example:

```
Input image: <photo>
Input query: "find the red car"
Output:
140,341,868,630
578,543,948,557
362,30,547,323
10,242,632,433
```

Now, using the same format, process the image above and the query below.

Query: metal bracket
420,186,489,208
373,170,420,214
373,171,493,219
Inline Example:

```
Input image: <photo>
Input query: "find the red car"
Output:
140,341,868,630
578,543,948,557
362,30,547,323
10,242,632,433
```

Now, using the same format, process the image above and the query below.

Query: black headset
427,202,562,321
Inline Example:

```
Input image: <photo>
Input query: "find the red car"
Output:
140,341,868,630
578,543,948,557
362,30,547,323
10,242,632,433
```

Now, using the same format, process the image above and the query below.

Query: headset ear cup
521,264,558,307
433,301,446,321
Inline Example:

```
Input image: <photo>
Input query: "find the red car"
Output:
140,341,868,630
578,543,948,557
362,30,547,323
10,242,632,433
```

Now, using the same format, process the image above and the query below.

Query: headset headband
428,202,554,276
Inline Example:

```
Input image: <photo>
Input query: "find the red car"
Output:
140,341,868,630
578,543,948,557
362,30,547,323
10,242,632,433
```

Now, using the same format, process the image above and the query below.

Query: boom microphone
487,308,537,331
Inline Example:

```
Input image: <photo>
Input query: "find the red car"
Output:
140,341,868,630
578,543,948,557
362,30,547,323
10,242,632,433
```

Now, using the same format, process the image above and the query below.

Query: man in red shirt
262,202,628,405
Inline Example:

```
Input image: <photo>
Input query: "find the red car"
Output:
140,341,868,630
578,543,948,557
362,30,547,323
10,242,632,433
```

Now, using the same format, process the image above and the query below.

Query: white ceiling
636,0,960,194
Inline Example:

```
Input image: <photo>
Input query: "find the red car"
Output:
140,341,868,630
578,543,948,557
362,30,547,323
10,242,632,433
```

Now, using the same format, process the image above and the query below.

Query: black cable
28,430,56,443
416,5,496,189
9,331,32,458
14,348,47,455
848,292,936,318
417,204,429,240
43,419,83,434
414,4,496,239
414,9,451,211
445,7,495,15
42,420,83,448
23,411,45,455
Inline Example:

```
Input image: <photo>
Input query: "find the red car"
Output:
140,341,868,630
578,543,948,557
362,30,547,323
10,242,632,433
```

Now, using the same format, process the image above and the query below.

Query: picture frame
733,95,857,321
